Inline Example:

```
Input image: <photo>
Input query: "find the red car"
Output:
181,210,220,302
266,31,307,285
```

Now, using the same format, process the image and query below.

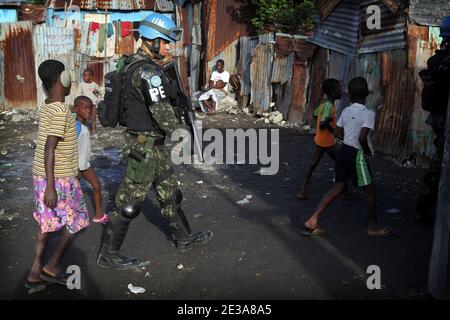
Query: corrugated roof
0,0,21,6
380,0,402,14
316,0,341,21
309,0,360,57
359,0,406,54
49,0,156,11
409,0,449,27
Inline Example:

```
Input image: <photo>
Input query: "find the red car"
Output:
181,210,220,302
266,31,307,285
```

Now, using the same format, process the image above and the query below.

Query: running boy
27,60,89,289
296,78,342,199
303,77,395,237
73,95,109,224
76,68,101,135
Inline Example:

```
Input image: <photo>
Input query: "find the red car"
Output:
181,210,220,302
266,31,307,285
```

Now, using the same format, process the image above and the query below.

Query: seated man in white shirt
198,59,230,115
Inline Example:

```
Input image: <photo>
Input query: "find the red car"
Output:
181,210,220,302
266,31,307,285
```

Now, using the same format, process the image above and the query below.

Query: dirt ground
0,110,433,299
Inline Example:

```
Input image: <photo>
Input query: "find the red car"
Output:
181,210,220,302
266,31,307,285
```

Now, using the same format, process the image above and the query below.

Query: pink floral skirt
32,176,90,234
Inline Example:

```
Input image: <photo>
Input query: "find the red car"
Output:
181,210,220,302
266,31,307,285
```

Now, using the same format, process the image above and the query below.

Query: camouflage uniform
97,49,212,269
115,48,182,217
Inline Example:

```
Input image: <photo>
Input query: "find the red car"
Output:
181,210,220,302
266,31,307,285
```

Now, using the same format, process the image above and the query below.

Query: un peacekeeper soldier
416,16,450,225
97,13,213,269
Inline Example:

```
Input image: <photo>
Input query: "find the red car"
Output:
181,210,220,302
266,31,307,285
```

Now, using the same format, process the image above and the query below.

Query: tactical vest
121,55,171,133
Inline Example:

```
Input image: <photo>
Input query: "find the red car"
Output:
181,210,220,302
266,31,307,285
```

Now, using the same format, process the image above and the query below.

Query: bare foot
42,264,62,277
27,262,42,282
296,190,309,200
27,271,42,283
304,219,318,231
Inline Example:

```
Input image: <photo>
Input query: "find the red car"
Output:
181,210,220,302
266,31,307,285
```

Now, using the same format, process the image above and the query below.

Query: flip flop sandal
301,227,326,237
25,280,53,294
367,226,396,237
93,213,110,224
40,270,69,286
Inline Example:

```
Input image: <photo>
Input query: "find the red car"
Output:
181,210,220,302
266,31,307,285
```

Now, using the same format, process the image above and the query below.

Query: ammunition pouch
125,135,162,184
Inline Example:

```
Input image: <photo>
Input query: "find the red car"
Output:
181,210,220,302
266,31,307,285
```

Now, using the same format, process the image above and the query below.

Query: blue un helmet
440,15,450,38
138,13,182,42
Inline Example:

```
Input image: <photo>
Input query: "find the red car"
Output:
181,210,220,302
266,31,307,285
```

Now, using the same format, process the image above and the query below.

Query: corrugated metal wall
309,0,360,57
306,47,328,125
204,0,250,62
359,0,406,54
250,40,273,113
50,0,156,11
0,21,37,110
407,25,442,162
33,23,76,107
409,0,449,27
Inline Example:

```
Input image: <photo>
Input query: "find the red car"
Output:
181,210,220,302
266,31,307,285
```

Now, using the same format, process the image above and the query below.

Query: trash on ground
385,208,400,214
128,283,146,294
236,195,253,205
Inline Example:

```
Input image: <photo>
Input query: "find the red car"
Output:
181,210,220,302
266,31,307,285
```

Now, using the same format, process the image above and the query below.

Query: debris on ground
0,209,20,221
236,195,253,205
127,284,146,294
268,111,283,124
385,208,400,214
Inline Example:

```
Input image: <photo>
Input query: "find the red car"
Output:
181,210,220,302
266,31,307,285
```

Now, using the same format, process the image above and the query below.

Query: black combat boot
169,209,213,253
97,215,139,269
175,231,214,253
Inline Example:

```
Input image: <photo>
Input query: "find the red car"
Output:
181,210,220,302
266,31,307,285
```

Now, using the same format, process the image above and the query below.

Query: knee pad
120,200,142,219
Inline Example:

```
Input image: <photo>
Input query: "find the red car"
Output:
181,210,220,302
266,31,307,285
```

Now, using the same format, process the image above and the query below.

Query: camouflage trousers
112,131,179,220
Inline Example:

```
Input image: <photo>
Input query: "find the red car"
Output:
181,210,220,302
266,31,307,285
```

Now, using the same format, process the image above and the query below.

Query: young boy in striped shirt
303,77,395,237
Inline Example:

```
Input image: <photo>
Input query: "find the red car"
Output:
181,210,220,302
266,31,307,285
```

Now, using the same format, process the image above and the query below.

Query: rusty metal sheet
205,0,251,61
293,37,316,61
406,25,442,162
306,47,328,125
181,6,190,45
317,0,342,21
359,0,406,54
155,0,174,12
271,51,293,84
250,43,273,113
19,3,45,23
50,0,155,10
0,21,37,109
372,49,415,157
114,21,135,55
0,29,3,109
274,35,294,56
309,0,360,57
380,0,402,14
287,59,309,123
409,0,450,27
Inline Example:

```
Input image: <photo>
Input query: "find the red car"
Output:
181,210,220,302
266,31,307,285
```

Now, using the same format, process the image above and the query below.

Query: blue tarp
0,9,17,23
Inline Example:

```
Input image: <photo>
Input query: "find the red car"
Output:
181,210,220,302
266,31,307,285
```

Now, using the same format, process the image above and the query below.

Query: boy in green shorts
303,77,395,237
